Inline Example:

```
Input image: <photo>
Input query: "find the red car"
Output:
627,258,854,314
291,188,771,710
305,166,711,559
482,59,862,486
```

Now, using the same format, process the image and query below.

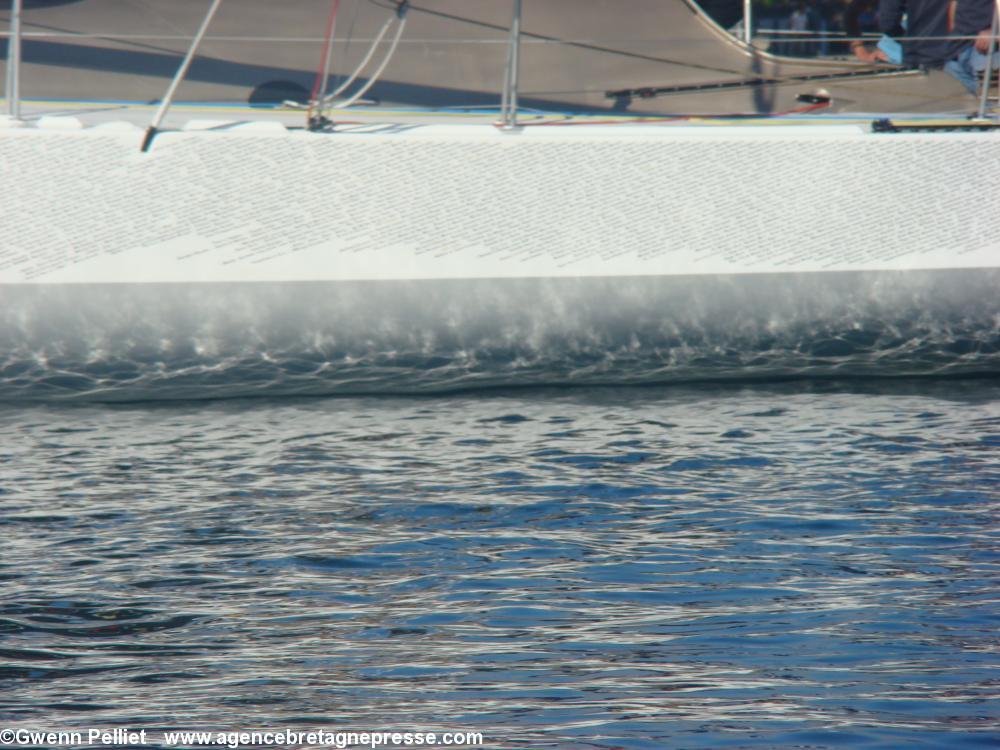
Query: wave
1,269,997,401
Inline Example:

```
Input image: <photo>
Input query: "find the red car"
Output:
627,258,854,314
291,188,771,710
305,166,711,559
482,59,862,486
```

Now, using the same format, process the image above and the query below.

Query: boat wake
1,270,996,402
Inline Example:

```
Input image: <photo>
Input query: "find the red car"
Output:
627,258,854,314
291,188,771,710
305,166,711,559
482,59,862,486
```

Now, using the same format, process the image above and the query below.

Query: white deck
0,0,976,115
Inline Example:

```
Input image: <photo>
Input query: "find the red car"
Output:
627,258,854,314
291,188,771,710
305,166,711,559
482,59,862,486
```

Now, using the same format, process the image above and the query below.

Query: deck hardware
872,118,1000,132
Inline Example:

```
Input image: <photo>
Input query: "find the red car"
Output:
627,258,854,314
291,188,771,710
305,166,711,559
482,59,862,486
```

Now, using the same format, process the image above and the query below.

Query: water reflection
0,381,996,748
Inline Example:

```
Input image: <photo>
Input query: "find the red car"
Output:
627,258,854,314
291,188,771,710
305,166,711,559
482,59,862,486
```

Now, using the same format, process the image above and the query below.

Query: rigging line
0,31,991,45
141,0,224,152
363,0,746,78
316,0,342,122
336,5,408,109
758,32,996,42
322,13,396,104
307,0,340,125
331,0,361,98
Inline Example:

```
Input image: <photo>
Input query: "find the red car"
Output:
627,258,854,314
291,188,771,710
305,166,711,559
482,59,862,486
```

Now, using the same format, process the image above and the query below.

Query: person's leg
945,44,980,95
969,48,1000,73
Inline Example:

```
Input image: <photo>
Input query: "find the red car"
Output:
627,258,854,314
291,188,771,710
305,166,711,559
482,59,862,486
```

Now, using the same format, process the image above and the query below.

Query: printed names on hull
1,124,999,284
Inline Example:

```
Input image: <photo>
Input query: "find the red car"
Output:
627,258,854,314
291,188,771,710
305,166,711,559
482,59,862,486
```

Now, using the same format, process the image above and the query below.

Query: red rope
308,0,341,121
773,100,833,116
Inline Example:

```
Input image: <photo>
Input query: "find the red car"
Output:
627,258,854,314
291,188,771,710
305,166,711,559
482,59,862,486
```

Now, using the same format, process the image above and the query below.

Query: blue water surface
0,380,997,749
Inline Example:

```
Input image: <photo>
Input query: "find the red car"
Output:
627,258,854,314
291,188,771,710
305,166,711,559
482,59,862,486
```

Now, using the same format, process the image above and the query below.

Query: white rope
333,13,408,108
321,14,395,105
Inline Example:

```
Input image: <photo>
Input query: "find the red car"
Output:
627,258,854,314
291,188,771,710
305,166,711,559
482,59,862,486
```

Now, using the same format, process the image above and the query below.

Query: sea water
0,380,997,749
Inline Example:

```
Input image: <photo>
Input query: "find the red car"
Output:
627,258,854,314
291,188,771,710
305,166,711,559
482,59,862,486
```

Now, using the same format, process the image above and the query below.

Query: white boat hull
1,122,998,398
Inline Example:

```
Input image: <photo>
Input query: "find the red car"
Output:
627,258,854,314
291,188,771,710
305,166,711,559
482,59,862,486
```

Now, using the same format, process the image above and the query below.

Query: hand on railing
974,28,996,53
850,41,888,63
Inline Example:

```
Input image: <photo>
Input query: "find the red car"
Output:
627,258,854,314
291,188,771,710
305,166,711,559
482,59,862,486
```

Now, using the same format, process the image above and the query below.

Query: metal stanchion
975,0,1000,119
499,0,522,129
5,0,23,119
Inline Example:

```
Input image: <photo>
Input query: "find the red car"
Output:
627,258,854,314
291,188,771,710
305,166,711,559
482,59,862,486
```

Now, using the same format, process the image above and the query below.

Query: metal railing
499,0,522,129
978,0,1000,119
3,0,20,118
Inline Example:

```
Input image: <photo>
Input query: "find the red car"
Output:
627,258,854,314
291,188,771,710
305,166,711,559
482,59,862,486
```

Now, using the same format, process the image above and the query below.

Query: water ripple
0,381,996,748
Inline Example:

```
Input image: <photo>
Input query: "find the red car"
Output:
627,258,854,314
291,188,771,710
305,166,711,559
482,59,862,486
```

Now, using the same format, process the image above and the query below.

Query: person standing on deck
944,0,999,94
878,0,950,65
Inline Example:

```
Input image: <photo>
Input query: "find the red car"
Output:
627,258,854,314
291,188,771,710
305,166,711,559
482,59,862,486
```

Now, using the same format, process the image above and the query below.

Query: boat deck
0,96,991,134
0,0,984,117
